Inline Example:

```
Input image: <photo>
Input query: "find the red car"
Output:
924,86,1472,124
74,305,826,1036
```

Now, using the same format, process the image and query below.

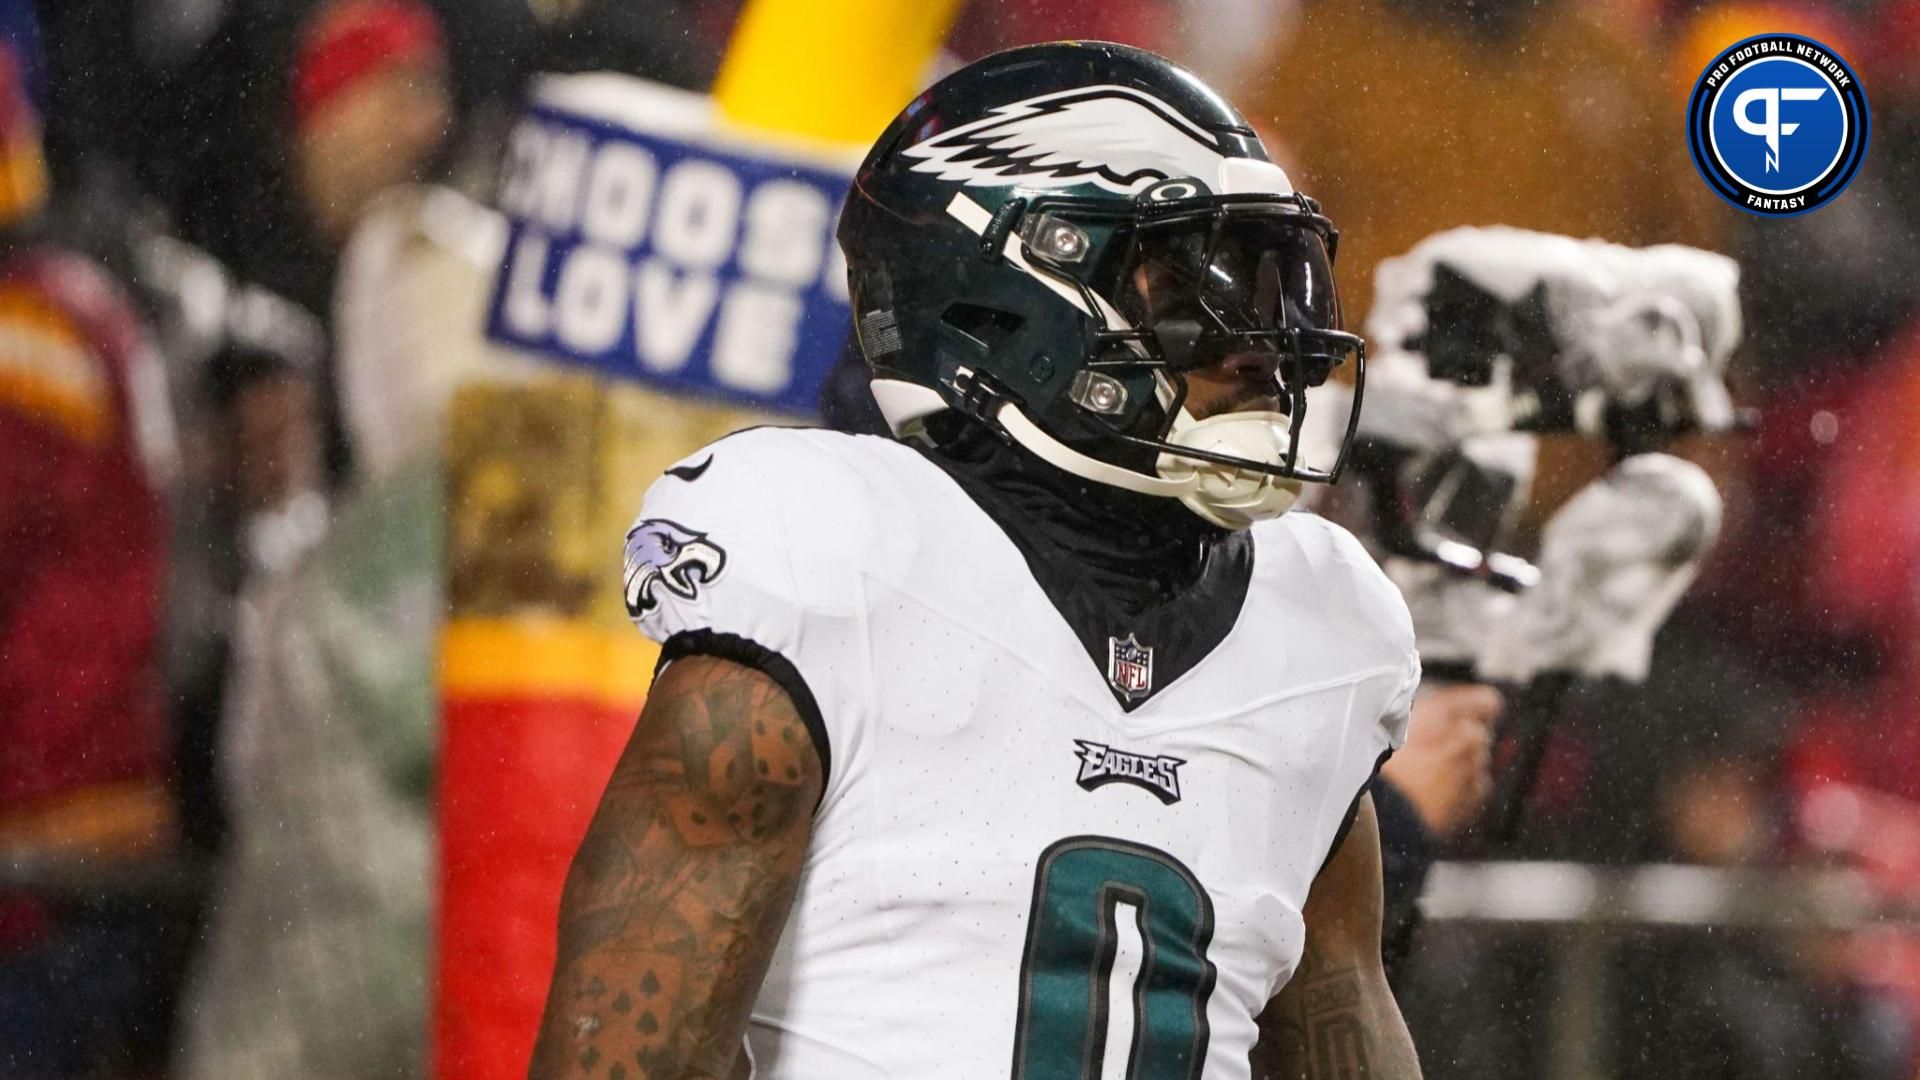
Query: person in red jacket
0,250,174,839
0,36,180,1077
0,36,173,852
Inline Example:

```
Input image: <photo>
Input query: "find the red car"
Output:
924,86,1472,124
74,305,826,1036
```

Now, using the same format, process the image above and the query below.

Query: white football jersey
623,427,1418,1080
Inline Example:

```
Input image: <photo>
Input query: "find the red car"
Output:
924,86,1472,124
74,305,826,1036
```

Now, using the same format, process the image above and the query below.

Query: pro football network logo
623,519,727,617
1073,740,1185,805
1107,633,1154,702
1686,33,1869,216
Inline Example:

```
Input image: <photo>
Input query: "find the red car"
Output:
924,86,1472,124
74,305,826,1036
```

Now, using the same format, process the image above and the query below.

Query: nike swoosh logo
666,457,713,483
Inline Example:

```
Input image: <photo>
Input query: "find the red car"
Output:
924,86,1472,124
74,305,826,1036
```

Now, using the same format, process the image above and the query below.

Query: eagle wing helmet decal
623,518,728,617
901,85,1229,195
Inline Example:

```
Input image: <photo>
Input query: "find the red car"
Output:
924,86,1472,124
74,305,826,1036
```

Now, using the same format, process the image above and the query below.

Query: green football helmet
836,40,1365,528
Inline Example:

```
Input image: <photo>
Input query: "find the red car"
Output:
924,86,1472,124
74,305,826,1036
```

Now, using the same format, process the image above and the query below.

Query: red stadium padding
435,620,653,1080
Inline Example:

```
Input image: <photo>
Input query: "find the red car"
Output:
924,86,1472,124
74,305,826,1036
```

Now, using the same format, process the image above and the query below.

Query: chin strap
996,401,1195,498
995,400,1304,529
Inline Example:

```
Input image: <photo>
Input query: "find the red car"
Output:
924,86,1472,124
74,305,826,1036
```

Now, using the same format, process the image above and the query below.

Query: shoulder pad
1252,512,1414,654
623,427,913,639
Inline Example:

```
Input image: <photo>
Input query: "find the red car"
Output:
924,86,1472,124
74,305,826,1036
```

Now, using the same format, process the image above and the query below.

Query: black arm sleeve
1371,776,1436,987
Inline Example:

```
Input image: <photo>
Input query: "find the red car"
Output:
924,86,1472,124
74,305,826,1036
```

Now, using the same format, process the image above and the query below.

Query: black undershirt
920,424,1254,710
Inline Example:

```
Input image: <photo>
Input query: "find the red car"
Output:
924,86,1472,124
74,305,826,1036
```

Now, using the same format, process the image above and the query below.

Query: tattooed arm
1250,795,1423,1080
528,654,823,1080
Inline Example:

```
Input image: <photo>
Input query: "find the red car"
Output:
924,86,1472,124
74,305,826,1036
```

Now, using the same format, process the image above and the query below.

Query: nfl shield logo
1107,633,1154,702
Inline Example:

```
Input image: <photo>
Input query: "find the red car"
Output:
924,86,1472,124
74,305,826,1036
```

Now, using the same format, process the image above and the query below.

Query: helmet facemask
972,187,1366,527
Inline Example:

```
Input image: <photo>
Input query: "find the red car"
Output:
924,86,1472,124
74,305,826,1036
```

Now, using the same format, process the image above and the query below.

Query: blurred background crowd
2,0,1919,1077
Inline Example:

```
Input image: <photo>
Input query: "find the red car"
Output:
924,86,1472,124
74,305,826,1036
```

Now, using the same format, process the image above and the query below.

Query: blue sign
486,100,855,415
1686,34,1869,217
0,0,46,111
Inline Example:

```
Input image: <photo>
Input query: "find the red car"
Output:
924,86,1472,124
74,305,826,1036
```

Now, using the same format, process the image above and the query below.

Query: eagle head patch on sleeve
623,518,728,617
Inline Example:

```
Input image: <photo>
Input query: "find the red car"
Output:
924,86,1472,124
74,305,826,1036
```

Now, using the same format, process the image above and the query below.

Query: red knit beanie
290,0,445,129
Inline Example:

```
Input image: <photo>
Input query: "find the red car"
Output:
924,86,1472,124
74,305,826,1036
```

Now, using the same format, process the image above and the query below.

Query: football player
532,42,1423,1080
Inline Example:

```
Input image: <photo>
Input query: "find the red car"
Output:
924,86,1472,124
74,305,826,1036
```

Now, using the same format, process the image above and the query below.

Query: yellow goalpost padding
714,0,966,144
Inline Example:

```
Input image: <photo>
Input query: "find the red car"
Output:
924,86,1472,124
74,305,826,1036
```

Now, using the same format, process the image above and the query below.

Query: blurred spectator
68,0,456,490
1738,17,1920,1037
23,108,335,868
0,32,174,865
171,166,508,1080
1608,723,1913,1080
8,9,348,1073
332,183,522,483
1671,0,1920,884
0,35,182,1077
175,32,529,1074
286,0,454,484
156,236,331,859
175,455,441,1079
290,0,452,245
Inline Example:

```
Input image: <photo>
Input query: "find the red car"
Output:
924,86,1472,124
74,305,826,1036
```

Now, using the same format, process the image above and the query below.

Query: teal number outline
1010,835,1219,1079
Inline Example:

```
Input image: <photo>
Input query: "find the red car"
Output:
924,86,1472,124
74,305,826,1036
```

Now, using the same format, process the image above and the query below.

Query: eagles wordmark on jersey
621,428,1418,1078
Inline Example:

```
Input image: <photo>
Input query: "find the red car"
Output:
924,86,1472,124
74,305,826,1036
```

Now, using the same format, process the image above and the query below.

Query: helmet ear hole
939,302,1026,357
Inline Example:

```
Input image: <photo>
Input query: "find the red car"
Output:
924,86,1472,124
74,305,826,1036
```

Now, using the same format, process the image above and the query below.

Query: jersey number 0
1011,836,1219,1079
